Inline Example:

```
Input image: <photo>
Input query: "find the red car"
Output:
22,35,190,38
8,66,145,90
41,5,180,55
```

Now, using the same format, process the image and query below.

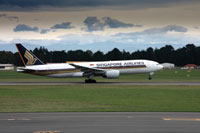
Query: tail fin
15,43,44,66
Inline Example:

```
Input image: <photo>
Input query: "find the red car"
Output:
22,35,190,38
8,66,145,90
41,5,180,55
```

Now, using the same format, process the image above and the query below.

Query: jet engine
103,70,120,79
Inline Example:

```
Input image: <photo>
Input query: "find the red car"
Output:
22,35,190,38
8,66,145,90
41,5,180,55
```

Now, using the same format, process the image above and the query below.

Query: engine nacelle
103,70,120,79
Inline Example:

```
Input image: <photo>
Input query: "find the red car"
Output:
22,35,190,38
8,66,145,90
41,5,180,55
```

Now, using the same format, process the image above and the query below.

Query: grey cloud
14,24,39,32
84,16,140,32
162,25,187,32
135,25,143,27
0,14,7,17
40,29,50,34
103,17,133,28
84,17,104,32
116,25,188,37
8,16,19,21
51,22,73,29
113,25,189,47
141,25,187,35
0,13,19,21
39,22,73,34
0,0,199,11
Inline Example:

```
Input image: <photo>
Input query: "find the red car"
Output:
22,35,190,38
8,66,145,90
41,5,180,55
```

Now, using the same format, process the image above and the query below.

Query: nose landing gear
149,72,154,80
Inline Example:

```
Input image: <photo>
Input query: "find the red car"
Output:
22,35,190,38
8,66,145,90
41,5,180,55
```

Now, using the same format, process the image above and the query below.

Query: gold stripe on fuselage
98,65,147,69
28,69,80,76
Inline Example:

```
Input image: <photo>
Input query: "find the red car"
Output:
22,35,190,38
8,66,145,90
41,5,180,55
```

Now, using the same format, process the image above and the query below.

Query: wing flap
16,67,36,73
70,63,105,75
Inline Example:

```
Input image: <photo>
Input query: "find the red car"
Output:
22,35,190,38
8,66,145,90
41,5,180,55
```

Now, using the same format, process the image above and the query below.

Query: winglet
15,43,44,66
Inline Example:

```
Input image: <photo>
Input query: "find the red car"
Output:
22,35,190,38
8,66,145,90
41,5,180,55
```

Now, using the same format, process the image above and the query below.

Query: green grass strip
0,85,200,112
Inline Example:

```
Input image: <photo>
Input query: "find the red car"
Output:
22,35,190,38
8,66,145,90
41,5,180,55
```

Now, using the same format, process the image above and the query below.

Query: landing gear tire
149,76,152,80
149,72,154,80
85,79,96,83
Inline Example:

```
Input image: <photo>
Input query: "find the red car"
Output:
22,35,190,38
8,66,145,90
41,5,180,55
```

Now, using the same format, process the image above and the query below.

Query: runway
1,81,200,85
0,112,200,133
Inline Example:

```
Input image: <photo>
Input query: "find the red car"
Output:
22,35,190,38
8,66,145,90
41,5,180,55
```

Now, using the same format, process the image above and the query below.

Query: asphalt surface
1,81,200,85
0,112,200,133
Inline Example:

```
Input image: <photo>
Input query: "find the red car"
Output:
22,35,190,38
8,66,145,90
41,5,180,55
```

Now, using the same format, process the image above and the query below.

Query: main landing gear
149,72,154,80
85,75,96,83
85,79,96,83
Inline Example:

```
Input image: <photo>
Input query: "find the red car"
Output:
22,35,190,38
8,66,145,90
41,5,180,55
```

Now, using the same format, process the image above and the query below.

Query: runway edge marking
163,118,200,121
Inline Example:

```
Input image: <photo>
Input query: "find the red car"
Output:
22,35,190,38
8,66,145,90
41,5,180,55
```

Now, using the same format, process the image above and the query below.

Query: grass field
0,69,200,112
0,68,200,82
0,85,200,112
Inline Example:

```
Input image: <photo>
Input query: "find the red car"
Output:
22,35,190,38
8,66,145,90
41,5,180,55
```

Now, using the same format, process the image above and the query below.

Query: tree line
0,44,200,66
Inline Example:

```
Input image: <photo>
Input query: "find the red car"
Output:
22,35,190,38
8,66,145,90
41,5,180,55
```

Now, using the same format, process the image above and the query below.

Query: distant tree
67,50,87,61
0,51,16,64
51,50,67,63
33,47,50,63
14,52,23,66
105,48,123,60
146,47,155,60
132,50,147,59
155,45,175,63
185,44,196,64
84,50,93,61
195,46,200,65
93,51,105,61
1,44,200,66
122,50,132,60
175,47,187,66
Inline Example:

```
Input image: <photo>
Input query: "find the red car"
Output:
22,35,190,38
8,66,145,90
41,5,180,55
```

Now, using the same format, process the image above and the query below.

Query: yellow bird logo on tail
24,50,36,65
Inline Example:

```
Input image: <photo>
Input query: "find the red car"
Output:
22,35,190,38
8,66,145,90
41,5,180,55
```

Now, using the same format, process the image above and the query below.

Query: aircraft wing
70,63,105,76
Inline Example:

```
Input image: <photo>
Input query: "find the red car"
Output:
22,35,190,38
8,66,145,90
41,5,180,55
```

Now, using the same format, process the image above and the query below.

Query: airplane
15,43,163,83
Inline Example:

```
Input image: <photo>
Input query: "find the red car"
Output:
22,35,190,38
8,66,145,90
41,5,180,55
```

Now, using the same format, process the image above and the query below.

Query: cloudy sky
0,0,200,52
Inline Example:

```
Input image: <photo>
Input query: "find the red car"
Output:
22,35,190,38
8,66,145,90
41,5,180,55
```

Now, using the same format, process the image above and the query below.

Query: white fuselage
19,60,163,78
